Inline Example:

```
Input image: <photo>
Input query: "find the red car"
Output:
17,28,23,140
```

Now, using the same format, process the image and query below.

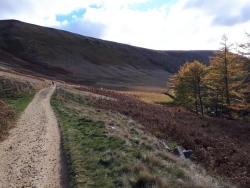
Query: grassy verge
0,76,37,140
51,87,228,188
2,93,35,115
0,93,35,140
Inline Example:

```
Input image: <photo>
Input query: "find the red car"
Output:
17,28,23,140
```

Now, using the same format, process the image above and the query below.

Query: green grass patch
2,93,35,115
51,95,127,187
0,76,37,116
0,93,35,140
0,76,36,140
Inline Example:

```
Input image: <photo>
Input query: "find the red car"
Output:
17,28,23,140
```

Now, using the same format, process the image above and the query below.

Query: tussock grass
51,86,231,188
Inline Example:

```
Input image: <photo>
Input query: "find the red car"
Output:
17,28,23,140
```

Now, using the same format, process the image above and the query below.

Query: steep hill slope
0,20,214,89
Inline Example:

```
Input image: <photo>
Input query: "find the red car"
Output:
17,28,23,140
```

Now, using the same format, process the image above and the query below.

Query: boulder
173,146,193,159
183,150,193,158
173,146,185,158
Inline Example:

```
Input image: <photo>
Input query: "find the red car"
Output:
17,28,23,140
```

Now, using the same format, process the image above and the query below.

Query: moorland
0,20,249,187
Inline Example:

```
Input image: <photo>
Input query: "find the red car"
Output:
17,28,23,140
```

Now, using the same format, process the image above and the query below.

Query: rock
108,125,115,129
183,150,193,158
158,140,171,151
173,146,185,158
132,138,140,144
173,146,193,159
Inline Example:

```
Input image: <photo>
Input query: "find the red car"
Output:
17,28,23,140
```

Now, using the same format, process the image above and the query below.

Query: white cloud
0,0,249,50
58,17,106,39
79,0,216,50
82,5,168,46
0,0,96,26
61,20,69,25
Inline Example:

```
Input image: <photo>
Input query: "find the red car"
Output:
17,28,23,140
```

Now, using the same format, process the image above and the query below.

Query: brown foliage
0,100,16,140
77,86,250,188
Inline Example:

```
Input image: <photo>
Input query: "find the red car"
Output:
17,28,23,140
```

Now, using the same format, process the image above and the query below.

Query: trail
0,86,68,188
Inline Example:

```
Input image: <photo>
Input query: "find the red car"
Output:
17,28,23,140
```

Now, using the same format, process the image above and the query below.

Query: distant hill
0,20,214,90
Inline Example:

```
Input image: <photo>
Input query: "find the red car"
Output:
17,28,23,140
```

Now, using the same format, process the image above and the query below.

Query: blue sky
0,0,250,50
56,9,87,23
128,0,176,11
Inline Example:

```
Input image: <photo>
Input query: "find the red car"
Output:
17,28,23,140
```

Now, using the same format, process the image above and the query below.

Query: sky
0,0,250,50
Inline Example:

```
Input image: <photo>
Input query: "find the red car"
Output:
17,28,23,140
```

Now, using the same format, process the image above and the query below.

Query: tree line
167,33,250,120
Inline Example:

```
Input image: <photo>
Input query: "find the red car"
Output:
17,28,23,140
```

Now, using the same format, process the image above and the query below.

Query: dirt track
0,86,68,187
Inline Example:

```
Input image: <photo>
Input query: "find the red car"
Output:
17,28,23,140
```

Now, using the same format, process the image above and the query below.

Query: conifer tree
205,35,247,115
238,32,250,57
168,61,206,114
237,32,250,110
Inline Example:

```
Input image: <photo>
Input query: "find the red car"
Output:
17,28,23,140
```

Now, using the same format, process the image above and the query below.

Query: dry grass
116,85,172,104
125,85,168,93
118,91,172,104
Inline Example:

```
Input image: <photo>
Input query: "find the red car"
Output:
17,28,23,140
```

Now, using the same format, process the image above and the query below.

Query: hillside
0,70,234,187
75,86,250,188
0,20,214,90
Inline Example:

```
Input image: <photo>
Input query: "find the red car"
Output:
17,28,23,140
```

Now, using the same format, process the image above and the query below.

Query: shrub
0,100,16,140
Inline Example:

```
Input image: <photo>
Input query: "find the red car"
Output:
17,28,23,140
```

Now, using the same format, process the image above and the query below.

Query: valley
0,20,249,188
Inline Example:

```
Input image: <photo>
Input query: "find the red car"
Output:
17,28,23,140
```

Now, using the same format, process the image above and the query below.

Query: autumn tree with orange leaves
168,60,206,114
168,34,249,120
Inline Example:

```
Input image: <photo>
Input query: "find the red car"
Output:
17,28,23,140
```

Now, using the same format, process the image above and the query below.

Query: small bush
145,154,163,168
133,171,157,188
0,100,16,140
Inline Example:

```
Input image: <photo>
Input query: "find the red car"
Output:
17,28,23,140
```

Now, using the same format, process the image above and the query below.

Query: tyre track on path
0,86,68,188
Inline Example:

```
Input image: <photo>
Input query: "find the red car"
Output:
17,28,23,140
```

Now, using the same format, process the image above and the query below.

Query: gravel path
0,86,68,188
